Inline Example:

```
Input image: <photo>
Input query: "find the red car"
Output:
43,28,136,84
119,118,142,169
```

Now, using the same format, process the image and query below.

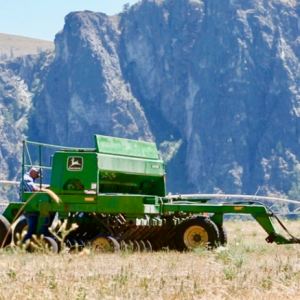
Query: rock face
0,51,54,201
119,0,300,197
32,12,153,148
2,0,300,201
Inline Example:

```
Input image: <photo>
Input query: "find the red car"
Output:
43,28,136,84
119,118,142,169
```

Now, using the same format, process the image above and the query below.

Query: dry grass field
1,219,300,300
0,33,54,59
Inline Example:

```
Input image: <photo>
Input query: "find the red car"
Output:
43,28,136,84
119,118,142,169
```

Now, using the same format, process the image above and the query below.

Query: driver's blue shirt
19,172,36,201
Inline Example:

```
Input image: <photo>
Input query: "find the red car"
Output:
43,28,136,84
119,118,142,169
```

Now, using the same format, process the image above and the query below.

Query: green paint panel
97,195,145,214
50,152,98,195
94,135,159,159
98,154,164,175
2,203,23,223
97,152,166,196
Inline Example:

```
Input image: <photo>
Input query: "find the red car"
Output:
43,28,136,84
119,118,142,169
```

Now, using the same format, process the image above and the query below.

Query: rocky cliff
1,0,300,201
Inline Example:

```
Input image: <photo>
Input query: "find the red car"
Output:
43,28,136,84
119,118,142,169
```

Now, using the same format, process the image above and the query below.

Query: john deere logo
67,157,83,171
151,165,160,169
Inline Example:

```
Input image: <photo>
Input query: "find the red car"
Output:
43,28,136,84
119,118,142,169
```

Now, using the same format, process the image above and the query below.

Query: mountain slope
1,0,300,202
0,33,54,60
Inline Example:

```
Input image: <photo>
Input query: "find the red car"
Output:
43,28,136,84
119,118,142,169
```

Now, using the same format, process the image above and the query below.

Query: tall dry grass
0,219,300,300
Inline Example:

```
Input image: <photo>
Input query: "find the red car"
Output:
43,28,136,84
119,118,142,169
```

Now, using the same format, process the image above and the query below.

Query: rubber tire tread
0,214,12,247
175,216,220,251
216,224,228,246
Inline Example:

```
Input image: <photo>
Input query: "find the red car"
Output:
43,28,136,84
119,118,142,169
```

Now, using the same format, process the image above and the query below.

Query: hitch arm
253,214,300,245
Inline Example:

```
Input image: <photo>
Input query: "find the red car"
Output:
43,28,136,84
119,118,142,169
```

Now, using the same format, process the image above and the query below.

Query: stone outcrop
2,0,300,202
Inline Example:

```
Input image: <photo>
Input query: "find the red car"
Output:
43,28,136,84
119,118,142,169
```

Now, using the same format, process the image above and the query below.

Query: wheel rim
183,225,208,248
92,237,112,252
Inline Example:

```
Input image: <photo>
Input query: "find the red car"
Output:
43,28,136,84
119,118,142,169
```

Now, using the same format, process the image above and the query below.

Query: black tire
175,216,220,251
0,215,12,248
216,224,228,246
26,236,59,253
13,217,28,244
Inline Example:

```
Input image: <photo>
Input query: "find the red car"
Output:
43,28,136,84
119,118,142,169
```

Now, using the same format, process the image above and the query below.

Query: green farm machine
0,135,300,252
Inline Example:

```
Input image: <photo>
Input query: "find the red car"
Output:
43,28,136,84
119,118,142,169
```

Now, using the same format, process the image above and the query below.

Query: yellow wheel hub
92,237,112,252
183,225,208,249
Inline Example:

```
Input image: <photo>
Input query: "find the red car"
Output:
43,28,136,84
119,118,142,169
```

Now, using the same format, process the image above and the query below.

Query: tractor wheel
216,224,228,246
90,235,120,252
0,215,12,248
13,217,28,245
175,216,220,251
26,236,59,253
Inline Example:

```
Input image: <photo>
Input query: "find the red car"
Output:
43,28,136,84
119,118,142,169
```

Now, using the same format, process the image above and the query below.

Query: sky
0,0,140,41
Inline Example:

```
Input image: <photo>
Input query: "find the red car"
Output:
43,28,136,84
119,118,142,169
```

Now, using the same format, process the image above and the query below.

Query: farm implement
0,135,300,252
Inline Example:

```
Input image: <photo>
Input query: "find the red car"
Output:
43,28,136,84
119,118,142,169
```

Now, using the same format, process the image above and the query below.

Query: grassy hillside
0,33,54,60
1,220,300,299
